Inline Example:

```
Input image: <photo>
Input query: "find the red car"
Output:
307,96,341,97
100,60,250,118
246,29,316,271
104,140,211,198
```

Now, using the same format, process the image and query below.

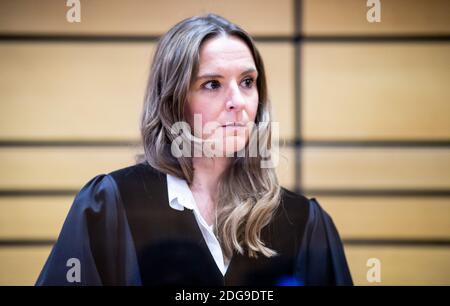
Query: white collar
166,174,228,274
166,173,215,231
166,173,195,211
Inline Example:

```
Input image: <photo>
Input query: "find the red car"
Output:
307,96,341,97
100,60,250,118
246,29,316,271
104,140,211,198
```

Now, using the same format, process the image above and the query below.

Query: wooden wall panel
0,42,294,141
0,197,72,240
315,196,450,239
0,146,294,190
302,44,450,140
0,246,52,286
0,147,140,189
0,0,294,36
302,148,450,190
302,0,450,35
345,245,450,285
2,245,450,285
0,43,152,141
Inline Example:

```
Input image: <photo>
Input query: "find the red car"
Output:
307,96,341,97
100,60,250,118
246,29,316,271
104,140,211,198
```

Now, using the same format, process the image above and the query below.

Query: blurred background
0,0,449,285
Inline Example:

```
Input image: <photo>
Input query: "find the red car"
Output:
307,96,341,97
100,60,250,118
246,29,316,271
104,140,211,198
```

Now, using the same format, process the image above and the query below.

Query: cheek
185,94,221,129
247,92,259,121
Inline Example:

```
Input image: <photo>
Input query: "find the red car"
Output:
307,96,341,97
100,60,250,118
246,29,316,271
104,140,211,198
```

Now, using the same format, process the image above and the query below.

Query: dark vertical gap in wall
294,0,303,194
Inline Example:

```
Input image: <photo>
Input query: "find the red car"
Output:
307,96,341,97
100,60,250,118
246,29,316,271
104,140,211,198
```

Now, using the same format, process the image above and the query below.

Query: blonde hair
137,14,281,258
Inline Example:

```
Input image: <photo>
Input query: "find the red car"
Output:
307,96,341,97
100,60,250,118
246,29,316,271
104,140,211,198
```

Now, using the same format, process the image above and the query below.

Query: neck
190,157,230,197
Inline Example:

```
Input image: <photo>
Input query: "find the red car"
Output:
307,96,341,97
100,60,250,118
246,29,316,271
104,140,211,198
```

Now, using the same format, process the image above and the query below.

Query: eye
202,80,221,90
241,77,255,89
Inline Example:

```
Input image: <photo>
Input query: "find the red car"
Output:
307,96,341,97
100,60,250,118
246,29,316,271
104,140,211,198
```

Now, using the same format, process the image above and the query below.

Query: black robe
36,162,353,286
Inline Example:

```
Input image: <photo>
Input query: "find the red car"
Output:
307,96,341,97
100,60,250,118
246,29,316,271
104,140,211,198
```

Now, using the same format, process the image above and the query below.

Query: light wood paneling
0,246,51,286
3,194,449,241
301,43,450,140
303,0,450,35
258,43,295,140
314,196,450,240
0,147,140,189
0,42,294,141
0,0,293,36
1,245,449,285
0,197,72,240
302,147,450,190
0,146,294,190
345,245,450,285
0,148,293,242
0,43,153,141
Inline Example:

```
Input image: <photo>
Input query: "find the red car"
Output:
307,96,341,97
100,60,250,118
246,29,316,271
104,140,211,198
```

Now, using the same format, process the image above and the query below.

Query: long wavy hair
137,14,281,259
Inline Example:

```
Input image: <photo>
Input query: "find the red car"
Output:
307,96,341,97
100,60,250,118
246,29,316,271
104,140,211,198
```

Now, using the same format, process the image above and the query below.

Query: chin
203,135,248,157
222,136,247,156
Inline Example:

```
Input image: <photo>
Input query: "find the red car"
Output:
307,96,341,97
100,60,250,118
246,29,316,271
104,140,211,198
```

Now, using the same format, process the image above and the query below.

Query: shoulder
280,187,310,207
279,187,332,222
273,187,311,232
70,162,163,214
279,187,310,217
276,187,333,231
107,162,165,187
105,162,168,209
71,173,119,213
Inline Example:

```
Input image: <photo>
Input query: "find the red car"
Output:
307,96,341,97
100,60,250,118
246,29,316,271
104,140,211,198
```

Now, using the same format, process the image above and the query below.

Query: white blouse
166,173,230,276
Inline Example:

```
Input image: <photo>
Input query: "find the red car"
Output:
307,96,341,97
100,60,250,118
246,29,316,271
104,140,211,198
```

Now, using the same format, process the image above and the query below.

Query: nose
225,82,245,112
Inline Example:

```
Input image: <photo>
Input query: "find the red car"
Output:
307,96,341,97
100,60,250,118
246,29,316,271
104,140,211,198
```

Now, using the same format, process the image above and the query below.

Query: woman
36,14,352,286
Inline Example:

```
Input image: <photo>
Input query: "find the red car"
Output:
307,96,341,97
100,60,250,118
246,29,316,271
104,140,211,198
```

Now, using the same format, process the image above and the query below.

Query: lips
222,122,246,127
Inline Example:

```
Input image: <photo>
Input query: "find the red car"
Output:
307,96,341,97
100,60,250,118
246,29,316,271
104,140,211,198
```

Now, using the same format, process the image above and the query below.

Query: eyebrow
195,67,257,81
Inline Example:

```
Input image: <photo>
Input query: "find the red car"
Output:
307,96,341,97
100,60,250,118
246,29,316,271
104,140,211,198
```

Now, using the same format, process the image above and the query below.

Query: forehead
198,35,256,71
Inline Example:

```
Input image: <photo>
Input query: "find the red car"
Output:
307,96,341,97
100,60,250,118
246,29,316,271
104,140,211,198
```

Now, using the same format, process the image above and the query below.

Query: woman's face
185,35,259,156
